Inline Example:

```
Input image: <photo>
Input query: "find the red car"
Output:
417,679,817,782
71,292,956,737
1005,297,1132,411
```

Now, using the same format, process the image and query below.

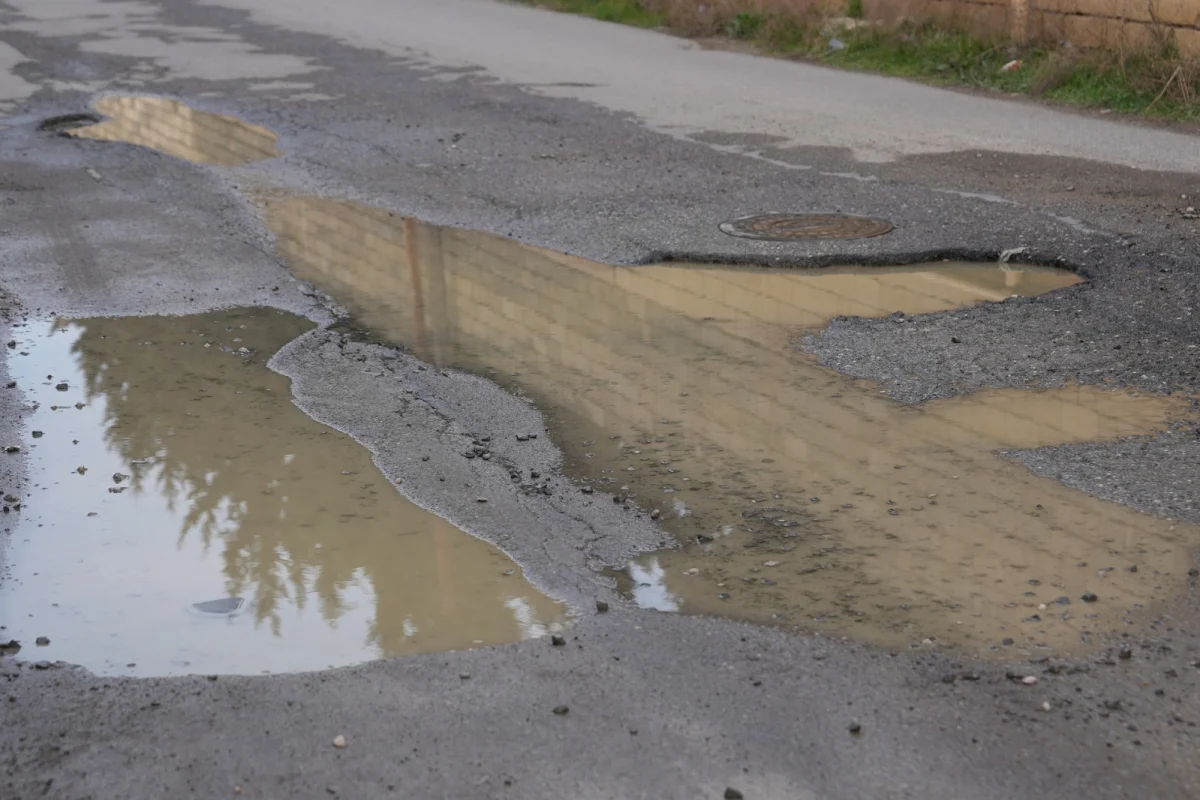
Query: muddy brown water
68,95,279,165
264,194,1198,657
0,309,564,676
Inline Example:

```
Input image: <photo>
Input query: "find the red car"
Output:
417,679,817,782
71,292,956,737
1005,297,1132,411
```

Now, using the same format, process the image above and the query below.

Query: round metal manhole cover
719,212,894,241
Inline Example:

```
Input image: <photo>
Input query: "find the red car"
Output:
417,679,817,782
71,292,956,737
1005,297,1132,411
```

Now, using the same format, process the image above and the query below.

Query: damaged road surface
1,0,1200,798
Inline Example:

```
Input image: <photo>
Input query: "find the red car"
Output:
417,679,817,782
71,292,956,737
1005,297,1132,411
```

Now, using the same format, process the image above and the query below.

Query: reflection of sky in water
0,315,564,676
628,557,679,612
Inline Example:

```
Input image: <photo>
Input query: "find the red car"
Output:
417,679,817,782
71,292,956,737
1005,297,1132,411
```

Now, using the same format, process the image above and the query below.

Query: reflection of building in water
268,195,1194,654
64,310,561,659
70,96,278,165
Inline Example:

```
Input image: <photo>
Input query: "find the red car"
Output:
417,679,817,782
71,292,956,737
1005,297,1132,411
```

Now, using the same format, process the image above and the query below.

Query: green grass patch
818,25,1199,121
524,0,666,28
519,0,1200,121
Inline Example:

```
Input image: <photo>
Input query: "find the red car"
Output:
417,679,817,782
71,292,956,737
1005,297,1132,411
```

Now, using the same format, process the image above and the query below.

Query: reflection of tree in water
66,310,360,635
63,309,558,654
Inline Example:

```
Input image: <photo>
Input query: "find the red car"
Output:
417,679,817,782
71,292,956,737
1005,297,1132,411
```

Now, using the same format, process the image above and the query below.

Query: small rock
5,446,18,453
4,381,14,387
595,600,609,613
552,705,569,715
1041,700,1052,712
332,735,346,748
1082,592,1098,603
717,592,731,600
34,661,52,670
725,789,745,800
31,431,43,438
1021,675,1038,685
551,634,565,647
1189,568,1199,577
847,721,862,736
55,383,68,391
74,403,84,410
475,497,488,503
459,673,471,680
1118,645,1132,659
35,636,49,646
76,466,87,475
650,509,661,520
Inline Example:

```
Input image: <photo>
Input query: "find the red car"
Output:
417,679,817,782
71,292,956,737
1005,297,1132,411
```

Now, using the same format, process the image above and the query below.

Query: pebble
1041,701,1052,712
1081,592,1098,603
55,383,68,391
1119,645,1132,659
31,431,43,438
552,705,569,715
332,735,346,748
724,790,744,800
35,636,49,646
595,600,609,613
1021,676,1038,685
550,634,565,647
847,721,862,736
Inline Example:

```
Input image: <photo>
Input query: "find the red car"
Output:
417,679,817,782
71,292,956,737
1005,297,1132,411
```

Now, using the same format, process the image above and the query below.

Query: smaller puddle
0,309,564,676
262,195,1196,657
68,95,278,165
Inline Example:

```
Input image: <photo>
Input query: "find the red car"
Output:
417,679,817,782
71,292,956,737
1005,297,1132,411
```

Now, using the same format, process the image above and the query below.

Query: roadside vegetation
521,0,1200,121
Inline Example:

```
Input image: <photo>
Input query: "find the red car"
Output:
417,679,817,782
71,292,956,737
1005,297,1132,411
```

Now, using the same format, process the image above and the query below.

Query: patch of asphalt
271,329,664,609
1005,425,1200,528
0,122,317,320
4,610,1200,800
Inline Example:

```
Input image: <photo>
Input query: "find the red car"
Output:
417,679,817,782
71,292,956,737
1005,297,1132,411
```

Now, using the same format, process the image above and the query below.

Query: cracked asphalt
1,0,1199,798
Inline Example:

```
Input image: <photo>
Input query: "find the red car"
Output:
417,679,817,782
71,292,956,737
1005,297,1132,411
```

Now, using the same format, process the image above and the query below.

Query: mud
0,308,563,676
68,95,279,165
261,194,1196,656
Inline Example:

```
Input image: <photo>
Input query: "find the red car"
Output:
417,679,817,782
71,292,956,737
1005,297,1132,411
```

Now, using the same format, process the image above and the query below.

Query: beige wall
875,0,1199,54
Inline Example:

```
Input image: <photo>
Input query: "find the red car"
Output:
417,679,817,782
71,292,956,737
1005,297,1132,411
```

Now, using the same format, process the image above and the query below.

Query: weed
728,12,764,40
519,0,1200,120
531,0,666,28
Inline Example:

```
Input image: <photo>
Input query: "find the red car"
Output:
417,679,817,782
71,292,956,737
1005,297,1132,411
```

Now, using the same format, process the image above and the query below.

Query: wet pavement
0,308,562,675
265,194,1194,656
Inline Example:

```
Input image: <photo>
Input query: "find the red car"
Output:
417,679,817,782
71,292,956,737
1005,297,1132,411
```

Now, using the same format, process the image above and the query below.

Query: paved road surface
1,1,1198,798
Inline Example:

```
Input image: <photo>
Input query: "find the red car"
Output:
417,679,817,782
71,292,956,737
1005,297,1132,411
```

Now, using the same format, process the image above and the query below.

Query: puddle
264,194,1196,656
0,309,564,676
67,96,279,165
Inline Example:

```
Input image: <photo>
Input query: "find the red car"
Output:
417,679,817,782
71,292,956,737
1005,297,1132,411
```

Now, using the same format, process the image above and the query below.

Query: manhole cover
719,213,894,241
37,113,101,134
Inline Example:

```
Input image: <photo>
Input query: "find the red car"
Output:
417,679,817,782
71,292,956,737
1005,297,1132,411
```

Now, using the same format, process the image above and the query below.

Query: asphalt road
2,1,1200,798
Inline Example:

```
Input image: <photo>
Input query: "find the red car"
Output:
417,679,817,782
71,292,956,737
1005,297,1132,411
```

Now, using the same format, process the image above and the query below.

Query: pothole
263,194,1197,657
719,212,894,240
0,309,564,676
37,113,102,134
65,95,279,165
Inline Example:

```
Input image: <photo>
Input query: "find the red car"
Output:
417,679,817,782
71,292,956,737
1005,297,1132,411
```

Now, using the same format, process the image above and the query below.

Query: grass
527,0,665,27
517,0,1200,121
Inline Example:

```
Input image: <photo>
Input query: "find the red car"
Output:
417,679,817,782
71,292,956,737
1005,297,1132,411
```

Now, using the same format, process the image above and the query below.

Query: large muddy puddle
264,194,1197,656
0,309,564,676
68,95,278,165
